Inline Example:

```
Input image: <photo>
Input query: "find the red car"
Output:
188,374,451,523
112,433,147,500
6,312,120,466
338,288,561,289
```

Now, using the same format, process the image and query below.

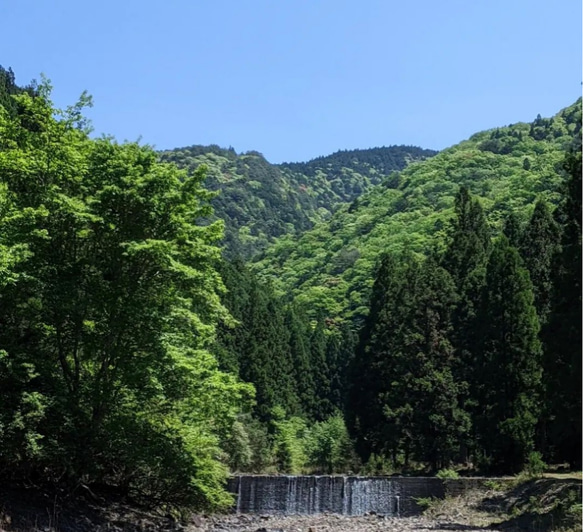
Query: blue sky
1,0,581,163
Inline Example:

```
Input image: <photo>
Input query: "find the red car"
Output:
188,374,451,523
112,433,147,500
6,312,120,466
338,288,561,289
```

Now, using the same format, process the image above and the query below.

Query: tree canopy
0,81,252,509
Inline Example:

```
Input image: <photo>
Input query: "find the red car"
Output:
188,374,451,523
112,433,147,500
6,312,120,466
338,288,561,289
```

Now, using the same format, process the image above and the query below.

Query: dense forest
254,100,581,320
0,66,580,513
160,144,436,258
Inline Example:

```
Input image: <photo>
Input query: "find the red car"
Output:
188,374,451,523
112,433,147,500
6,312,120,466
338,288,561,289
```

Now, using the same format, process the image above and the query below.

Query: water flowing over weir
228,476,447,516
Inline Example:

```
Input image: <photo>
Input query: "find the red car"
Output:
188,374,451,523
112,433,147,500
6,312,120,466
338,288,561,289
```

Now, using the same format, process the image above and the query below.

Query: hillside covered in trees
160,144,437,258
0,66,580,516
254,100,581,320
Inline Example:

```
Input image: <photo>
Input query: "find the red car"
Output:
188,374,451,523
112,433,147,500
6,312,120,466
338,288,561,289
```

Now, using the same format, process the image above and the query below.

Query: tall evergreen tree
503,212,523,249
520,199,560,324
326,322,356,412
408,258,469,469
441,187,491,457
310,316,333,421
543,136,582,468
475,237,542,472
285,303,316,416
442,186,491,285
349,253,468,468
348,254,401,460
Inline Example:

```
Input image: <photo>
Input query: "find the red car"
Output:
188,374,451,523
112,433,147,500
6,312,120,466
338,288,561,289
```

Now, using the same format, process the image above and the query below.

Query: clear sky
1,0,581,163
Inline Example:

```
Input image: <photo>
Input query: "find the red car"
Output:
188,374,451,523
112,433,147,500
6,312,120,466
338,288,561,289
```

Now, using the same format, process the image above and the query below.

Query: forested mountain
1,66,580,515
160,145,437,258
255,100,582,320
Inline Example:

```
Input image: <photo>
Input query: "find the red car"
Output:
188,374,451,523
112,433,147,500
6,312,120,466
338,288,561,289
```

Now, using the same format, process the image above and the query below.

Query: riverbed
192,513,498,531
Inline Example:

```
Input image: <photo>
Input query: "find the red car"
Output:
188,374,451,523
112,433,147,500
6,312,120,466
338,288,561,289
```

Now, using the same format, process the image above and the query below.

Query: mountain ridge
160,144,437,258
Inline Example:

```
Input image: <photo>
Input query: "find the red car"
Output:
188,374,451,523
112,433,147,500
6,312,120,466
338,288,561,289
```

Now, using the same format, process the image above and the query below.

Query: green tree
326,322,356,412
543,136,582,468
285,303,316,416
349,253,468,469
0,86,252,509
348,254,401,461
310,317,333,421
503,212,523,249
407,258,469,469
270,406,307,473
441,187,491,458
305,414,356,473
475,237,542,473
520,199,560,324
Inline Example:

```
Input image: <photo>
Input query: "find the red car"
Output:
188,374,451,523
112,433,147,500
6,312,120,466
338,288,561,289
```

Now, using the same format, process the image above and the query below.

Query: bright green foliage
161,145,436,259
435,468,460,479
254,101,581,321
524,451,547,478
0,87,252,509
221,418,253,472
304,414,356,474
270,406,308,473
474,237,543,473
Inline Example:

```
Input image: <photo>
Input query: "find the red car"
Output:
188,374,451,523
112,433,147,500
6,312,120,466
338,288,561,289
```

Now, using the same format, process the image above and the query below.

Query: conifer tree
285,303,316,416
350,253,468,468
442,188,491,369
326,323,356,412
443,186,491,285
408,258,469,469
520,200,560,324
348,254,401,460
543,137,582,468
503,212,523,249
310,317,333,421
475,237,542,472
442,187,491,457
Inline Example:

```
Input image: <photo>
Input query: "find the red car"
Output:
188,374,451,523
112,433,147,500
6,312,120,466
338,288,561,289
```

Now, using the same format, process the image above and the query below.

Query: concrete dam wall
228,475,453,516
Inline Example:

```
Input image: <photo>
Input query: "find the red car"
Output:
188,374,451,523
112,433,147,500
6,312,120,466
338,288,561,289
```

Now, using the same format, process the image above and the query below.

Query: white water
231,475,405,516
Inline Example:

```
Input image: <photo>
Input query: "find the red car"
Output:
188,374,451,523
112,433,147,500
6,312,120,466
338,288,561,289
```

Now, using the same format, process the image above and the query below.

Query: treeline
280,145,438,181
349,155,581,472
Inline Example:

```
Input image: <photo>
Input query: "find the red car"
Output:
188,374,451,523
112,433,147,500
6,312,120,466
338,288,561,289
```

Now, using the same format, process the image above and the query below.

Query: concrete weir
228,475,450,516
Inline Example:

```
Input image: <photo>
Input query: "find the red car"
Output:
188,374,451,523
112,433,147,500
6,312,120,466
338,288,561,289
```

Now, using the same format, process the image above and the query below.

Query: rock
190,514,204,527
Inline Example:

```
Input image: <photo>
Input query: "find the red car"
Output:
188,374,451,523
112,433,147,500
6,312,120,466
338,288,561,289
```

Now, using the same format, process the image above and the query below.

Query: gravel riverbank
189,513,498,532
